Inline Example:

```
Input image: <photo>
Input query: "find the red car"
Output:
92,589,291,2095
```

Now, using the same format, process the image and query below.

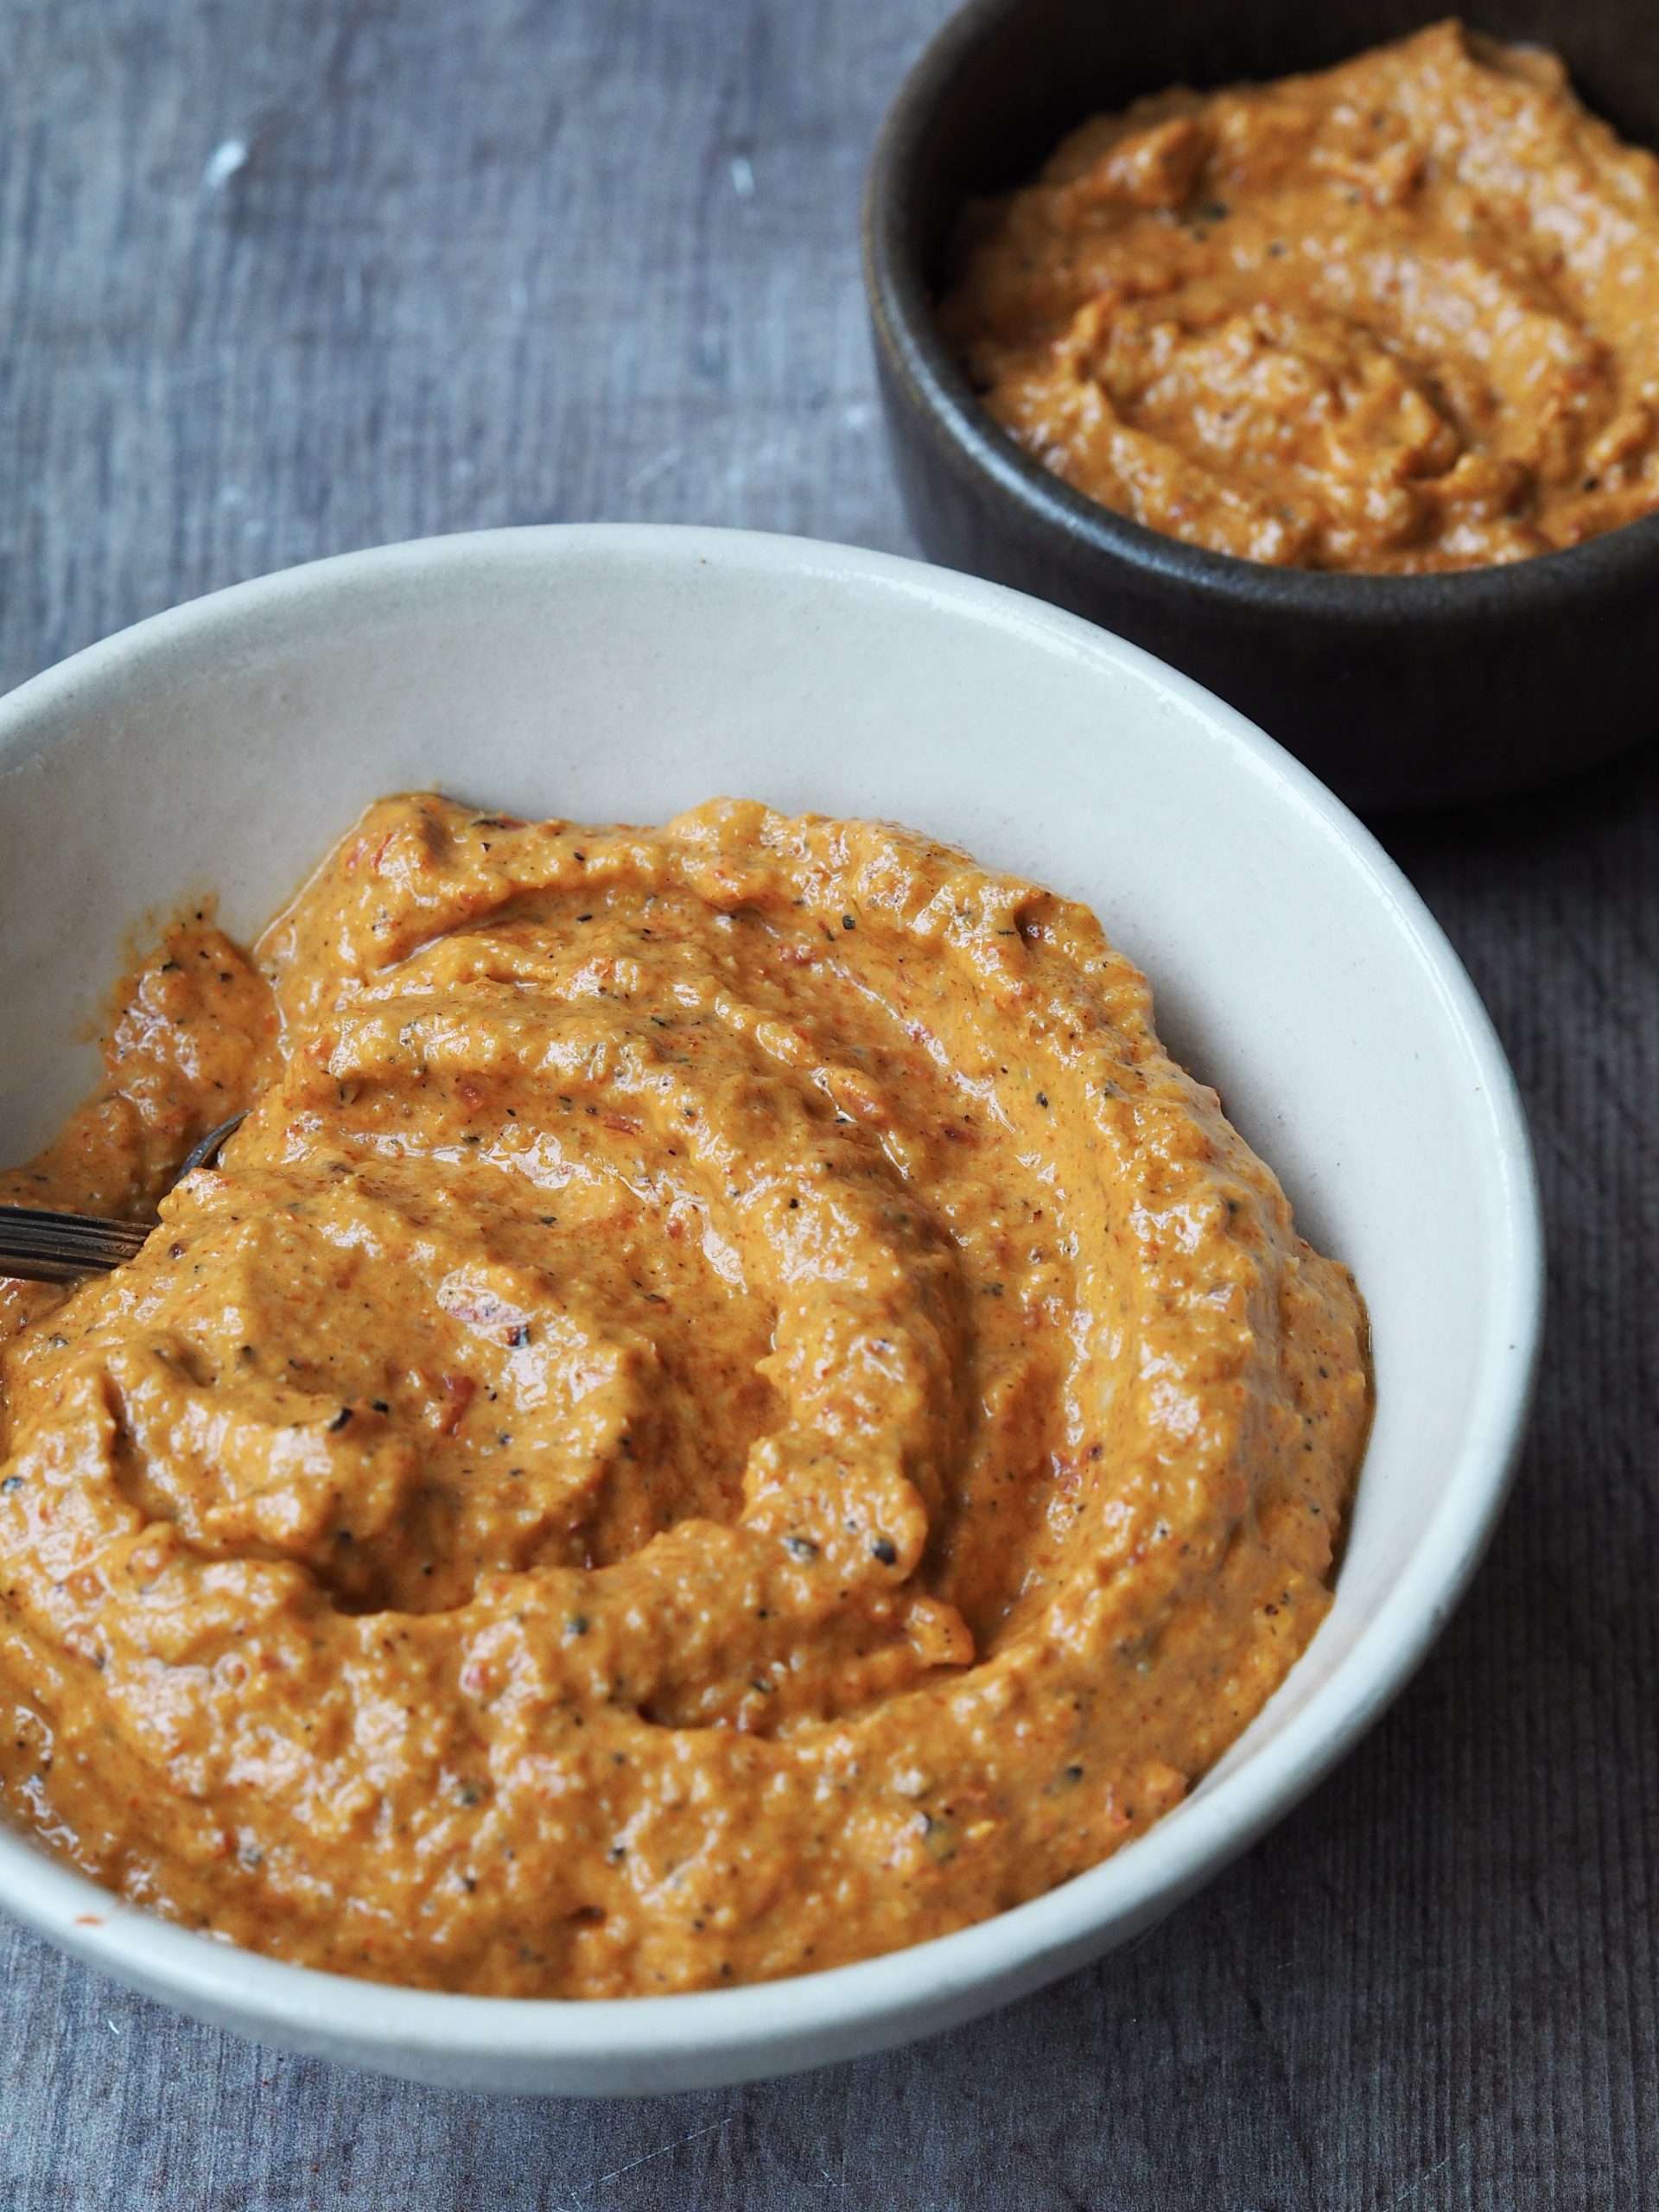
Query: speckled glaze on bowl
0,527,1541,2092
864,0,1659,811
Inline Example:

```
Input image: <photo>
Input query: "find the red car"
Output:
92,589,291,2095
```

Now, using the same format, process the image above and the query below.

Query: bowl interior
902,0,1659,284
0,528,1537,2089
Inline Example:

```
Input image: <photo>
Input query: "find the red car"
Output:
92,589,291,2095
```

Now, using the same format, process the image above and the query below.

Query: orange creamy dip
0,795,1368,1994
940,22,1659,571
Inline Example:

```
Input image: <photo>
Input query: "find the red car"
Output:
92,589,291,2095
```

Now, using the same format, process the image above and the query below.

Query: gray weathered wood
0,0,1654,2202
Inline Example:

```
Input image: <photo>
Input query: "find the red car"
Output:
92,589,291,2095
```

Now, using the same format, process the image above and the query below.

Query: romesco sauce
0,795,1368,1993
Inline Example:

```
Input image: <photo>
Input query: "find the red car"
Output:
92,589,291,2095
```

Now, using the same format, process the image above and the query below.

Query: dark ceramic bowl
864,0,1659,811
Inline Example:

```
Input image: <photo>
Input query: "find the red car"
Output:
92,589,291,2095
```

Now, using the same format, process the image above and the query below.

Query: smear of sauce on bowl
940,22,1659,571
0,794,1369,1993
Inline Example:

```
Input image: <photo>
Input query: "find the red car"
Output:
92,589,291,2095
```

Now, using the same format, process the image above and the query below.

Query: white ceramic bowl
0,526,1541,2094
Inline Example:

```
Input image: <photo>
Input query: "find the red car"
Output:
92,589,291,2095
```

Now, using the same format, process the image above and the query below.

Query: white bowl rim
0,523,1543,2073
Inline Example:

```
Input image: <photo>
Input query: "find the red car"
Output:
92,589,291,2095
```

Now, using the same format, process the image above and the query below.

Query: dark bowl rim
861,0,1659,623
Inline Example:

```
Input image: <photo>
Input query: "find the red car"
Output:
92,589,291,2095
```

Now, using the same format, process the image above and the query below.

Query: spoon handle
0,1207,151,1282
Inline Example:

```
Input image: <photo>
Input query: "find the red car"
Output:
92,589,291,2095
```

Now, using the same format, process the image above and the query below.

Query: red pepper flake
436,1375,477,1436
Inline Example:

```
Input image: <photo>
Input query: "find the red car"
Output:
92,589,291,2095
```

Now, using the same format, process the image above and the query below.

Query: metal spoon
0,1114,246,1284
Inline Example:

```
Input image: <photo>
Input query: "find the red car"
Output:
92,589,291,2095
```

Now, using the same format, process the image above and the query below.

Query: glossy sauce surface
940,22,1659,572
0,796,1369,1993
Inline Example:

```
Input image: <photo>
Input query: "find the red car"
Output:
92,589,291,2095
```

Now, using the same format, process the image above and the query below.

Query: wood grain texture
1,0,1655,2204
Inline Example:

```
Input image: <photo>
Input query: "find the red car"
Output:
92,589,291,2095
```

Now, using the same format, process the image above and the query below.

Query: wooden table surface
3,2,1655,2204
